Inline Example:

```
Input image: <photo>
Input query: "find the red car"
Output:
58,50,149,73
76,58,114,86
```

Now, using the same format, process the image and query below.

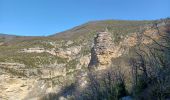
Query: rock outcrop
56,46,82,59
20,48,56,55
89,31,114,67
88,26,161,70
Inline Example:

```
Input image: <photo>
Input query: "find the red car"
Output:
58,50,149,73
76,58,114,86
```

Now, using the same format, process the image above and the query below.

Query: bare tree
129,19,170,99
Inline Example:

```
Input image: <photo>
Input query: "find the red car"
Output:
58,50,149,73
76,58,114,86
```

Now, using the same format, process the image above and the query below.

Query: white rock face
0,42,4,45
56,46,82,59
0,74,36,100
0,61,71,100
0,62,25,69
66,40,74,46
20,47,56,55
21,47,45,53
0,73,63,100
79,54,90,66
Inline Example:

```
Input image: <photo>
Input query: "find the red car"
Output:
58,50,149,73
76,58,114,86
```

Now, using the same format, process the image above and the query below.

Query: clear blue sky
0,0,170,36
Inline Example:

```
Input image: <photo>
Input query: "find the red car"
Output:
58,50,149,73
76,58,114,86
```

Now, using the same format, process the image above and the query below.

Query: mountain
0,33,18,37
52,20,152,39
0,33,18,42
0,19,170,100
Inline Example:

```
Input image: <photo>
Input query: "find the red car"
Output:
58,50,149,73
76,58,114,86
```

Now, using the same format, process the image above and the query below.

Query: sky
0,0,170,36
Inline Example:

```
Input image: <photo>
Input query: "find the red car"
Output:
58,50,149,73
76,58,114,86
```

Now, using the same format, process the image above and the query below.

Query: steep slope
1,19,169,100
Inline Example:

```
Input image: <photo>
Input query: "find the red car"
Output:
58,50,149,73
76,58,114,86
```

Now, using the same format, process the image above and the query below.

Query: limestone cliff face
88,26,161,70
89,31,114,68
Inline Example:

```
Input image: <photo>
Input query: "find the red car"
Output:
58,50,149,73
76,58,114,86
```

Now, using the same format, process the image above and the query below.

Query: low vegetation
1,18,170,100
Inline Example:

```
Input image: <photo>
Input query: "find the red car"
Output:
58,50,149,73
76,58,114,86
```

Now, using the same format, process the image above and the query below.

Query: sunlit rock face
94,31,114,65
88,31,115,70
88,26,161,70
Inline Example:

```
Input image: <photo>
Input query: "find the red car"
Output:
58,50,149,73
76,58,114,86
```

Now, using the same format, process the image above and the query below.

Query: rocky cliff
88,22,165,71
0,19,168,100
89,31,114,67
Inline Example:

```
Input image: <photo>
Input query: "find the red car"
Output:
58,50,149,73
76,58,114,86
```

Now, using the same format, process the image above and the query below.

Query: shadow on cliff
88,47,99,70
